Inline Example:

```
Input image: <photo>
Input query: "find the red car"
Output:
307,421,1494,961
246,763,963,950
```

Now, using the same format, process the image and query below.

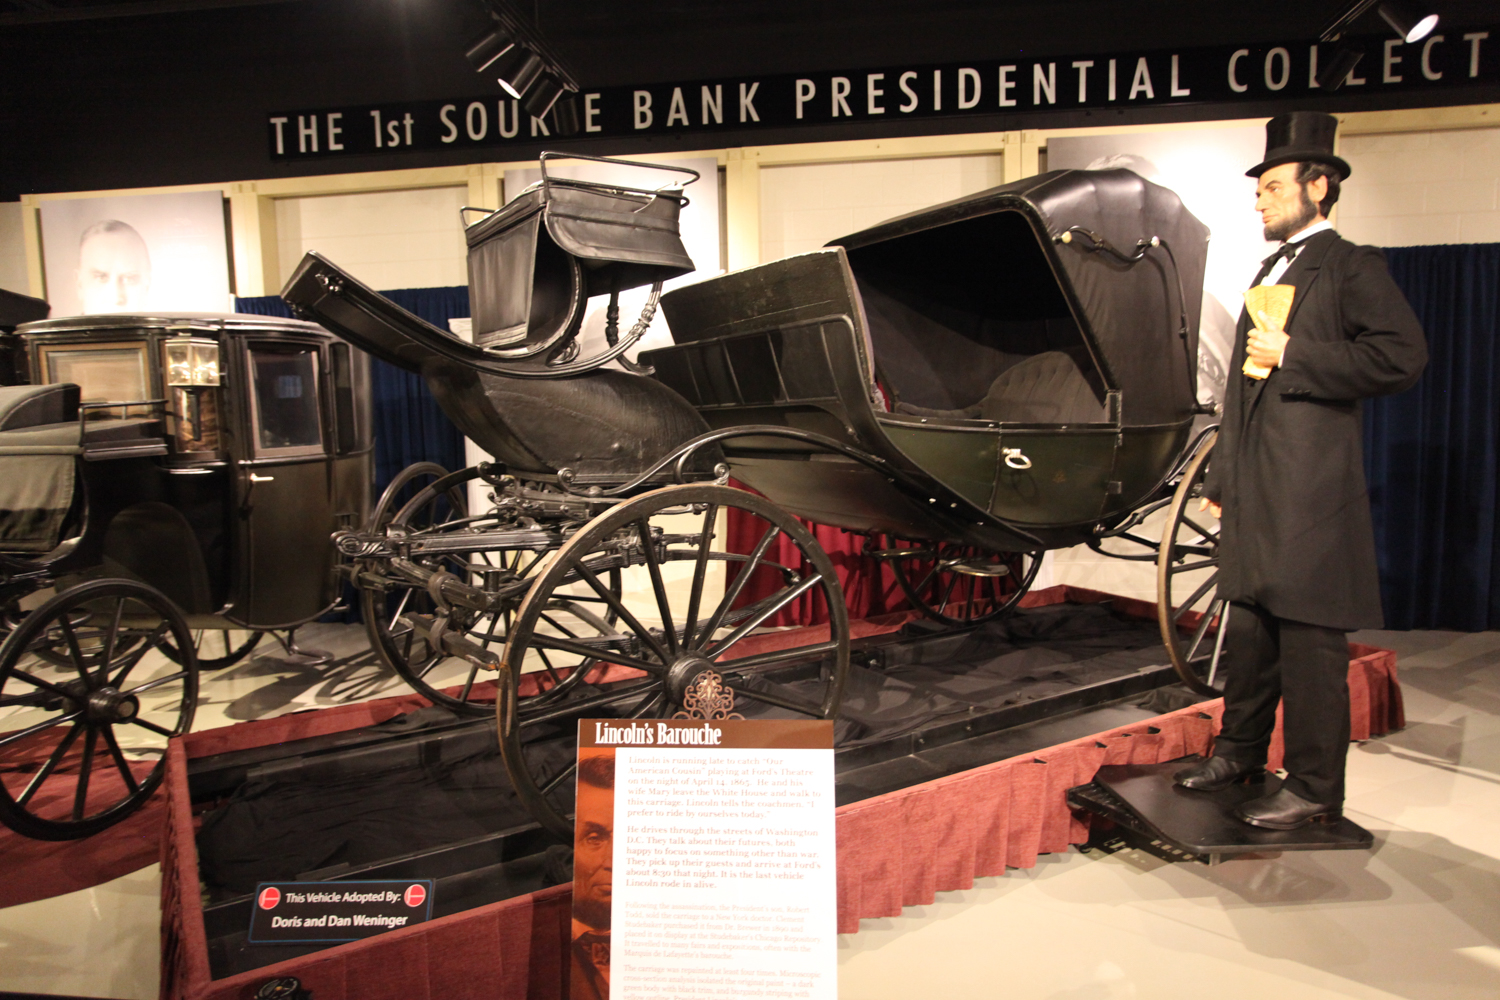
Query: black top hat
1246,111,1352,180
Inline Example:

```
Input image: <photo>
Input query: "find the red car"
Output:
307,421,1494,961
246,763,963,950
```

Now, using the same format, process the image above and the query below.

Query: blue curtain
235,286,469,497
1365,244,1500,630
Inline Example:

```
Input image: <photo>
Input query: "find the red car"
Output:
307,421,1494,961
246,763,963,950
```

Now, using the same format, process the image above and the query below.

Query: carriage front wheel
1156,431,1228,696
0,579,197,840
495,484,851,837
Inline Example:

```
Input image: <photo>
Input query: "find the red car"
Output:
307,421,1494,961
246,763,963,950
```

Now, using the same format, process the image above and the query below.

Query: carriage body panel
5,313,372,629
652,169,1209,549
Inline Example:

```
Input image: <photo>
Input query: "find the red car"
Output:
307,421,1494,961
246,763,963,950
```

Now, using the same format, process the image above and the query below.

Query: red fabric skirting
158,587,1406,1000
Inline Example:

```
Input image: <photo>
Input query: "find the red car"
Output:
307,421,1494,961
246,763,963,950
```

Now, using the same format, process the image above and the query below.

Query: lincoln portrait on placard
572,751,615,1000
76,219,152,314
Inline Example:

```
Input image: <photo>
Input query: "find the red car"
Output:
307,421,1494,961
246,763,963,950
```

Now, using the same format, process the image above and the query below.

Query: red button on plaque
404,884,426,908
258,887,281,910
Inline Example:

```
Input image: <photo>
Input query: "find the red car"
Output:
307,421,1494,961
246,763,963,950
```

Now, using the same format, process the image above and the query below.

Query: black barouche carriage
282,154,1227,838
0,312,371,838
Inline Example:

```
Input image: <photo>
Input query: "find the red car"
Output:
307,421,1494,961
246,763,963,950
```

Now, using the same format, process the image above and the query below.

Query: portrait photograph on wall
39,189,232,317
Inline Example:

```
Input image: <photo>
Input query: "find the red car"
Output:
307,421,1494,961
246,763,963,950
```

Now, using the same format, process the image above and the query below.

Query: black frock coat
1203,229,1426,631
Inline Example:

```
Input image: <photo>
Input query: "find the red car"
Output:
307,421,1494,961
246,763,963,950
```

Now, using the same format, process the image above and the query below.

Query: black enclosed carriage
285,156,1226,837
0,312,372,839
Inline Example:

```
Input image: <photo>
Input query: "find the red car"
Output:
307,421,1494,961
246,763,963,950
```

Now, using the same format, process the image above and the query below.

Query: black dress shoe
1172,755,1265,792
1235,786,1341,830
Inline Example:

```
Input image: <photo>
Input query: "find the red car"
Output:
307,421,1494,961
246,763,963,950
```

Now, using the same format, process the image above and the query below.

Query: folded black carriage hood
833,168,1210,427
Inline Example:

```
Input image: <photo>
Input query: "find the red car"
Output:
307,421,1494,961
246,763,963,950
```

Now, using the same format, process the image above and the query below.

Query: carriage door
238,341,336,626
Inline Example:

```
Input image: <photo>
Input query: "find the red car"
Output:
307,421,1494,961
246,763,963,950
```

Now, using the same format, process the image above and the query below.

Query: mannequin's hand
1198,497,1222,519
1247,312,1290,369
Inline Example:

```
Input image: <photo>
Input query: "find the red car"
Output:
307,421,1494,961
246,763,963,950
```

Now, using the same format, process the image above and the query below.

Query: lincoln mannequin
76,219,152,314
1174,111,1427,830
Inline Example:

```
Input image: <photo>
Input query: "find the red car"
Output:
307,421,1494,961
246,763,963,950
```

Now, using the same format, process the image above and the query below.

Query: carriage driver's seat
896,351,1105,424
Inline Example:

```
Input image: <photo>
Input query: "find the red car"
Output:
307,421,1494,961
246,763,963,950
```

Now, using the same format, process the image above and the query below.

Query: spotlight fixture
550,96,583,137
464,26,515,72
522,73,567,119
1316,41,1367,90
1316,0,1439,91
465,1,582,127
494,46,546,99
1378,0,1439,43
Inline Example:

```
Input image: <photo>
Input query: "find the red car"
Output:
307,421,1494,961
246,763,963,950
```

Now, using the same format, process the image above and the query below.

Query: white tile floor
1,627,1497,999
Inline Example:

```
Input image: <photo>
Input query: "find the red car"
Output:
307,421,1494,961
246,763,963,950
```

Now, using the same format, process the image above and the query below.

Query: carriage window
249,346,323,456
40,342,149,412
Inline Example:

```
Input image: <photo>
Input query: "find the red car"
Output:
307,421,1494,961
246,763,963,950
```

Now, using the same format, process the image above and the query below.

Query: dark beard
575,897,611,931
1264,185,1320,242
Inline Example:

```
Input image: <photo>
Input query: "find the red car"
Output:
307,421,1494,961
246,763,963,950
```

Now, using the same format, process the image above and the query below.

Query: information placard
248,880,434,944
573,717,836,1000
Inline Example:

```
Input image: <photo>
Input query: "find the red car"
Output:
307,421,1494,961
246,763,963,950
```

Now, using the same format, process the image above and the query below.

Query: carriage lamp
165,338,221,387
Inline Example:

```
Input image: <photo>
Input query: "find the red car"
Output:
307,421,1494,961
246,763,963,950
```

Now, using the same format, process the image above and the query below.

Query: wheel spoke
1167,558,1218,576
1169,571,1220,625
721,677,826,717
9,668,75,700
717,640,842,676
96,599,125,681
539,759,577,798
705,574,822,662
571,559,670,665
1178,515,1219,543
17,723,83,806
637,517,678,659
125,716,175,738
107,622,172,689
514,679,661,728
72,727,98,821
1205,604,1231,688
528,634,661,675
628,690,665,719
697,523,782,648
56,616,92,686
120,669,190,698
100,725,141,794
1182,598,1222,661
682,504,718,652
0,709,83,749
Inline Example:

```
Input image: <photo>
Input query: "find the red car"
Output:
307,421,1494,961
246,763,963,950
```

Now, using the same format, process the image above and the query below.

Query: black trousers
1211,601,1351,807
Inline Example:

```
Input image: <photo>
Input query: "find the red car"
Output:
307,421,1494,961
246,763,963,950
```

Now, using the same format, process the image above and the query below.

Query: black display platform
187,600,1190,978
1068,758,1374,864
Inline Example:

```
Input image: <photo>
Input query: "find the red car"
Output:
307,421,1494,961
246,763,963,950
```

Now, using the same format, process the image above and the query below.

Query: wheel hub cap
664,654,716,706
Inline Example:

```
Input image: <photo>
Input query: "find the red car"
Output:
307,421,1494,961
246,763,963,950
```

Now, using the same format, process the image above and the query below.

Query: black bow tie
1262,242,1299,268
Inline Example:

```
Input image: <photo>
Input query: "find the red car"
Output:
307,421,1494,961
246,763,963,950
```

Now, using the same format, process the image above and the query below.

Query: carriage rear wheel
0,579,196,840
1156,431,1228,696
496,484,851,837
887,542,1042,626
360,464,615,716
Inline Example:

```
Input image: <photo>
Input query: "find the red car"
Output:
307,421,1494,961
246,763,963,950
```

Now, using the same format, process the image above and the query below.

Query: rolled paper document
1242,284,1295,380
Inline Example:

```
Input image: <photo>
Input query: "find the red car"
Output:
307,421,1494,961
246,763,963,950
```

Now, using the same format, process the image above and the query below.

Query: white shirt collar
1285,219,1334,246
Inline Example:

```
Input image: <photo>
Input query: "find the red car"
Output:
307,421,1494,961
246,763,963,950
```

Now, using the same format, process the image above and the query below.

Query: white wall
1338,126,1500,246
759,154,1004,261
0,202,28,294
274,186,468,292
